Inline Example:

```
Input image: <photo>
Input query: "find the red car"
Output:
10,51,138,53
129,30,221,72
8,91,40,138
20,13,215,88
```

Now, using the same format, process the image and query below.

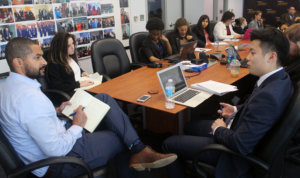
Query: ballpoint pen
219,106,223,118
69,107,85,117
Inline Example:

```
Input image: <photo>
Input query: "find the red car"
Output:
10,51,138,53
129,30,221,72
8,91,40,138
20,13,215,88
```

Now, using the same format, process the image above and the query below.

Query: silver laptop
157,64,211,108
165,41,198,61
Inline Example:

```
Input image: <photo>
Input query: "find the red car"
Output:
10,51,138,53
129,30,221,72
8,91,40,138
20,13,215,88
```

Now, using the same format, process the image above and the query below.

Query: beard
25,65,46,79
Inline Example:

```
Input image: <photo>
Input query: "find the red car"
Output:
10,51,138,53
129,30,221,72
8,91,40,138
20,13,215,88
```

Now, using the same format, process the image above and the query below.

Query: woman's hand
81,72,89,77
80,80,94,87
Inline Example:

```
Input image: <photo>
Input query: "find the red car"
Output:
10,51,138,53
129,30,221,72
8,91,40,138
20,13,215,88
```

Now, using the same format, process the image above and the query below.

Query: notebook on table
157,64,212,108
165,40,198,61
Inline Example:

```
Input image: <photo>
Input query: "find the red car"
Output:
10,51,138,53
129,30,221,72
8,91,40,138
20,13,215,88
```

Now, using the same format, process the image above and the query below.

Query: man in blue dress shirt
0,37,177,177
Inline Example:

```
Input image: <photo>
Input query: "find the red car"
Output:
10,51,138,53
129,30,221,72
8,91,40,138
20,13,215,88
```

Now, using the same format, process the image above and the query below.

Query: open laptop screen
157,65,187,94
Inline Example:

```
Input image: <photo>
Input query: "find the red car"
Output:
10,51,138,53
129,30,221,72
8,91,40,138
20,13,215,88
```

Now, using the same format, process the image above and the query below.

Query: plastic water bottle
230,57,241,77
226,44,235,69
165,79,175,109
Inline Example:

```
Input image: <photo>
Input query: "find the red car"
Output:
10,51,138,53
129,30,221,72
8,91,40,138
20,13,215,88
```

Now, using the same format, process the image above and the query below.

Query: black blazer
141,36,169,62
285,58,300,84
168,31,197,54
45,62,83,96
214,69,294,177
192,26,214,47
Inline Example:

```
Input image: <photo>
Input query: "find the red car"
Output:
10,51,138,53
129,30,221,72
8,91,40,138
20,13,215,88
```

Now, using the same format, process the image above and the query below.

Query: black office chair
91,38,143,80
129,31,149,64
0,128,108,178
192,81,300,178
163,29,173,42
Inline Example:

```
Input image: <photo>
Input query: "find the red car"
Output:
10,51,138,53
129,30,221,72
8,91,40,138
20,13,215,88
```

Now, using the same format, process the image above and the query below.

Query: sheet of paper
195,48,212,52
62,90,110,132
75,72,103,91
211,42,228,46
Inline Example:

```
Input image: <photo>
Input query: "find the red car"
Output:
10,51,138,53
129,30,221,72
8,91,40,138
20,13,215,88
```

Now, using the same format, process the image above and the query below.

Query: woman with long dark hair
192,15,215,47
45,31,93,96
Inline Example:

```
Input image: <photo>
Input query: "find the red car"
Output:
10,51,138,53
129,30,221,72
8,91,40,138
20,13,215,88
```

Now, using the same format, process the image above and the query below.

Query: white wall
164,0,182,30
204,0,214,20
227,0,244,18
184,0,204,25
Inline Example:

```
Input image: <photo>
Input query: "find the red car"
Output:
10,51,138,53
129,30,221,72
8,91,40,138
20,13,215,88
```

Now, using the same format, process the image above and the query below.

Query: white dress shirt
69,58,81,81
0,72,83,177
213,21,238,40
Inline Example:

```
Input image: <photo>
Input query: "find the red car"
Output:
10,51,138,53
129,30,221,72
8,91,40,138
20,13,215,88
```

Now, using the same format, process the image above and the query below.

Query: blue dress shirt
0,72,83,177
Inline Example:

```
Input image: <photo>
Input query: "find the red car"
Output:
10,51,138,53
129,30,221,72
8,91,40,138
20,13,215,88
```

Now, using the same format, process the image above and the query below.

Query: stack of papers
191,80,238,96
75,72,103,91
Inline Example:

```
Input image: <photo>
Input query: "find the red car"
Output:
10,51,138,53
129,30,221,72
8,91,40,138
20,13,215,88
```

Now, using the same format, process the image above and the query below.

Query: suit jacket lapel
230,70,286,130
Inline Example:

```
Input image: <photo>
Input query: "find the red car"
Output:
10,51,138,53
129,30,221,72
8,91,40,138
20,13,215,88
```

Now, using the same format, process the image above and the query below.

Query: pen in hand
69,107,86,117
219,106,223,118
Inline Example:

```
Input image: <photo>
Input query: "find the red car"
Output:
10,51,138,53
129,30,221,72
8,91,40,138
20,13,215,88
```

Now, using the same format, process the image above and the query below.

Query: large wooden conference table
89,40,251,134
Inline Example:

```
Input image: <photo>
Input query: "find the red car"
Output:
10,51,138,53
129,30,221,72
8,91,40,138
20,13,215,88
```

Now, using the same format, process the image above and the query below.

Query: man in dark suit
280,6,300,26
163,28,294,178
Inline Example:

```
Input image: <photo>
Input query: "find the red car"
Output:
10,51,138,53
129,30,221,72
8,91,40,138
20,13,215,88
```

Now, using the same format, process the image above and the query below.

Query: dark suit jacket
141,36,169,63
45,62,84,96
214,69,294,177
285,58,300,84
168,31,197,54
280,13,300,26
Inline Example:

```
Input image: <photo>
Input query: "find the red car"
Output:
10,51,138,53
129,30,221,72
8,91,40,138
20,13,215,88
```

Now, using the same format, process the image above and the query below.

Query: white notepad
191,80,238,96
75,72,103,91
62,90,110,132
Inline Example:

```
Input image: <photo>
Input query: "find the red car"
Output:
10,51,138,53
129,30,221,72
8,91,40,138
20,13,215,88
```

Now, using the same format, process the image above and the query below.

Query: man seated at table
162,28,294,178
0,37,177,178
280,6,300,27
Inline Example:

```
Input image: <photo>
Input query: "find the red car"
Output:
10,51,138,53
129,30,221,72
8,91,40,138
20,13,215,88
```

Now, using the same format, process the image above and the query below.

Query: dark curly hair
146,17,165,31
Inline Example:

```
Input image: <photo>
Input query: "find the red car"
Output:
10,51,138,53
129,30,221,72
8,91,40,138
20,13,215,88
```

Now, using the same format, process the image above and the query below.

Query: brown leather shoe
129,147,177,171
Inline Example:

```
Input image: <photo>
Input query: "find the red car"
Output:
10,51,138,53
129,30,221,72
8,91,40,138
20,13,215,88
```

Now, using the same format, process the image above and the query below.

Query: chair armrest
130,62,146,70
193,144,269,174
286,145,300,165
8,156,93,178
102,74,111,82
43,89,71,101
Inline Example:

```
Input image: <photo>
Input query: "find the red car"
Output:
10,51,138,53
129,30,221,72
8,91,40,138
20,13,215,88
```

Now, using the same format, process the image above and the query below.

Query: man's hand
218,102,235,118
56,101,71,115
72,105,87,128
211,118,226,131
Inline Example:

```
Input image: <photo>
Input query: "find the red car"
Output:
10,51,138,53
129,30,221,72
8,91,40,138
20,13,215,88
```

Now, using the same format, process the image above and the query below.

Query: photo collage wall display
120,0,129,40
0,0,119,60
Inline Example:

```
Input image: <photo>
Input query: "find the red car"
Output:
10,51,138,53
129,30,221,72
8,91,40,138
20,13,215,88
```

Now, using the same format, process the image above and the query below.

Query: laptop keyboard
173,90,200,103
